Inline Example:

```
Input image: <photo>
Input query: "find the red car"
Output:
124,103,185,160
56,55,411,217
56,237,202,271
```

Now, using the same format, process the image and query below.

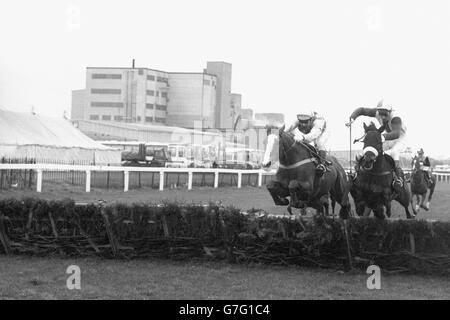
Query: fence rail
0,163,277,192
0,163,449,193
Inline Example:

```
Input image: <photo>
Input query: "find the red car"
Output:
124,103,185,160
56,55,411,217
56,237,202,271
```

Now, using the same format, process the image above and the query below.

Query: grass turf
1,255,449,300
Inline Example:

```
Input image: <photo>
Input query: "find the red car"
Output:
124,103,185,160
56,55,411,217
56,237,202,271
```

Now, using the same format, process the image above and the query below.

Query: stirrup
316,164,328,174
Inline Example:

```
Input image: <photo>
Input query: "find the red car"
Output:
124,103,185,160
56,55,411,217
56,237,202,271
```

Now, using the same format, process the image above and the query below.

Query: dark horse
350,122,413,219
410,158,436,215
264,126,351,218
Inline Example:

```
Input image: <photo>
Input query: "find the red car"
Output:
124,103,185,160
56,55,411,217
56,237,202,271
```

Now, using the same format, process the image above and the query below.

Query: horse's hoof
420,204,430,211
287,205,293,215
276,198,289,206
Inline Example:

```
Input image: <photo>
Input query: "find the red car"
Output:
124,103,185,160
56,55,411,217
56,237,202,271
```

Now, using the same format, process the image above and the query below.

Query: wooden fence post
237,172,242,188
258,171,263,187
36,169,43,192
85,170,91,192
214,171,219,188
188,171,193,190
100,207,119,257
0,213,11,254
409,232,416,254
159,171,164,191
124,170,129,192
342,219,353,270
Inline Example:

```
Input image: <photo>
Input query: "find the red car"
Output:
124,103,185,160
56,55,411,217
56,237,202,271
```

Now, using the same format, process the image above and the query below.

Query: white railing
1,163,449,193
0,163,276,193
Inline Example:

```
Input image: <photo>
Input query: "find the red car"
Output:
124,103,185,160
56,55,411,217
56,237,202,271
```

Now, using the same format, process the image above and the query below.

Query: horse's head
262,133,279,168
361,122,384,171
411,158,425,182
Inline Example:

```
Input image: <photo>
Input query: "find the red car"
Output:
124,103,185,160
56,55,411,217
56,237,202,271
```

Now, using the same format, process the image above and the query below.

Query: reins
278,132,319,170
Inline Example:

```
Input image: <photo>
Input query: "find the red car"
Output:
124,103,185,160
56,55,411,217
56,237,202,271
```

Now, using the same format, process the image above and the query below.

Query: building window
102,115,111,121
114,115,123,121
145,117,153,122
89,115,99,120
146,90,155,96
155,117,165,123
146,103,154,109
91,102,123,108
91,88,121,94
157,76,168,83
137,116,141,121
156,104,166,111
161,92,168,98
138,69,143,75
91,73,122,80
147,75,155,81
203,79,210,86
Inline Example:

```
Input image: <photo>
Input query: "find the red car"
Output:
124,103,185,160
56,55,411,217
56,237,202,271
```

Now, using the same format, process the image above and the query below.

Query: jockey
412,148,432,186
285,111,332,174
346,100,407,189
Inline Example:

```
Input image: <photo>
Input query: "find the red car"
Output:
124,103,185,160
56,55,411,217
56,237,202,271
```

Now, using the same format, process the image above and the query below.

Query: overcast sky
1,0,450,158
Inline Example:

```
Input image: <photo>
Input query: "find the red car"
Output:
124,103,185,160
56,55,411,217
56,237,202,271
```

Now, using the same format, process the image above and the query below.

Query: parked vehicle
98,141,170,167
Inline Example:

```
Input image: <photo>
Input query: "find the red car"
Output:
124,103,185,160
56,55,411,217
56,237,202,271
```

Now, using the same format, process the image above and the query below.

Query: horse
349,122,414,219
262,126,350,218
410,158,436,214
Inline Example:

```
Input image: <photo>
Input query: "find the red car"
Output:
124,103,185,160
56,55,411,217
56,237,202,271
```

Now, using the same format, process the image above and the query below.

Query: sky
1,0,450,158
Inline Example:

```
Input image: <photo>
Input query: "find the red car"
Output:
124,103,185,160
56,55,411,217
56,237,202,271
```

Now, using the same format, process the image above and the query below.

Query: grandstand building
71,61,244,130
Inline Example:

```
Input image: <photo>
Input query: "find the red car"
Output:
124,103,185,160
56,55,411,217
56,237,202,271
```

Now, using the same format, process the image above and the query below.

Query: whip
349,119,352,173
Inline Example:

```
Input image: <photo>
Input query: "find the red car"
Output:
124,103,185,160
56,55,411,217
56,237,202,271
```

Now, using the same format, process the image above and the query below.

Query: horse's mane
279,130,318,154
366,122,378,132
365,121,386,133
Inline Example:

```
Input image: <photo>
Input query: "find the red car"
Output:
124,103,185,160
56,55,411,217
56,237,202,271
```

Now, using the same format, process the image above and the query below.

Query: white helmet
376,99,393,112
297,111,316,122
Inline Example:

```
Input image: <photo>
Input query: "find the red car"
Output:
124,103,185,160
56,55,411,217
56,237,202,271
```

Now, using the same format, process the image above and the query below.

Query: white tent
0,109,121,165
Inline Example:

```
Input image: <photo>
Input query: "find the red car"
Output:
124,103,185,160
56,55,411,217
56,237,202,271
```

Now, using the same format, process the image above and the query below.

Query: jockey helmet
376,99,393,113
297,111,315,123
418,148,424,155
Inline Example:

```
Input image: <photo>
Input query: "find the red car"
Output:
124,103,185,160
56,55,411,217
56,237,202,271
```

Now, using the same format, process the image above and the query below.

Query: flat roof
77,120,221,137
86,67,216,77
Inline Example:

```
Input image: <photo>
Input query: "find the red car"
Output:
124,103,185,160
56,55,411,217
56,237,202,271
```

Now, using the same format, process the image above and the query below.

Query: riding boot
316,150,331,175
392,161,404,192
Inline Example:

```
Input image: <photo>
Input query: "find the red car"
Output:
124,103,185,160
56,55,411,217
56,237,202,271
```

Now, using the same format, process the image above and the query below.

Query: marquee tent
0,109,121,165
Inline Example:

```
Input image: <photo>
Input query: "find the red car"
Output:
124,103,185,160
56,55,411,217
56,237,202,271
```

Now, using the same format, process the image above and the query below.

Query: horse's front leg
267,180,289,206
288,180,301,209
373,203,386,219
312,195,329,216
362,205,372,217
420,193,429,211
414,194,421,213
385,201,392,218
